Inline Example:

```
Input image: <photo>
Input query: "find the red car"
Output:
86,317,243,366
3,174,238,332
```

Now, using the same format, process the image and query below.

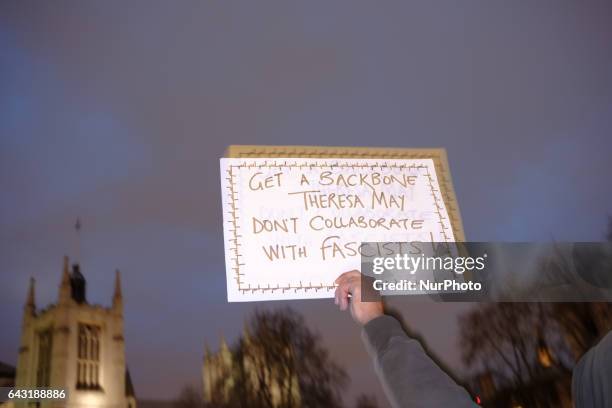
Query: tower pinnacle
113,269,123,312
204,342,211,359
25,277,36,315
220,334,229,352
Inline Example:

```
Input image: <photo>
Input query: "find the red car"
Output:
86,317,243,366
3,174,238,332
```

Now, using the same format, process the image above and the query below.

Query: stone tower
14,256,136,408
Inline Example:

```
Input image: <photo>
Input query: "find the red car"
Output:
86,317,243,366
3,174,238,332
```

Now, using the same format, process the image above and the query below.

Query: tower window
36,328,53,387
76,324,101,390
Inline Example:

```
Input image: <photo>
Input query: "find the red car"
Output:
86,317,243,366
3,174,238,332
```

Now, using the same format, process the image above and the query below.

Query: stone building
202,327,300,407
11,256,136,408
202,338,234,404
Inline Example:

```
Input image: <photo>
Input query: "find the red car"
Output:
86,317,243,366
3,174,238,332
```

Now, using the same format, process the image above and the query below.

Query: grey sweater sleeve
362,315,477,408
572,331,612,408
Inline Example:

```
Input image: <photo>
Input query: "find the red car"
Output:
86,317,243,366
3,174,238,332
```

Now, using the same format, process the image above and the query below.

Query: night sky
1,2,612,406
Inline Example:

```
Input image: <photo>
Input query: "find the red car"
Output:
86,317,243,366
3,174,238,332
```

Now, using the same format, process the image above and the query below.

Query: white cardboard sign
220,158,456,302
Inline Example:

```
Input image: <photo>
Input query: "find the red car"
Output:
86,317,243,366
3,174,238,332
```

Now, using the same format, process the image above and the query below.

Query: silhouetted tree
458,302,576,407
459,303,546,388
547,302,612,362
210,307,348,408
543,219,612,361
458,218,612,407
175,385,203,408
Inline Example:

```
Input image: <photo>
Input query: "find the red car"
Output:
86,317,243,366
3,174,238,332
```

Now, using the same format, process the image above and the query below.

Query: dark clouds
1,1,612,405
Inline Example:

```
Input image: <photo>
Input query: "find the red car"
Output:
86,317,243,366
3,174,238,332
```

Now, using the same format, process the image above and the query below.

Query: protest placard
221,146,464,302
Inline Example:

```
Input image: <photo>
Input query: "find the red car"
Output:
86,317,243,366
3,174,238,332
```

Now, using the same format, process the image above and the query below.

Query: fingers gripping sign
334,270,384,326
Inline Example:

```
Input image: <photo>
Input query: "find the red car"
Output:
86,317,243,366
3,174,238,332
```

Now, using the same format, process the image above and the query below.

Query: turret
113,269,123,313
202,342,213,403
203,343,211,361
23,277,36,320
220,335,229,353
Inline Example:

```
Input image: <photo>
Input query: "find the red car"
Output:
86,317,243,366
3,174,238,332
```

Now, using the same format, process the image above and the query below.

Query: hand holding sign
335,270,384,326
220,150,463,302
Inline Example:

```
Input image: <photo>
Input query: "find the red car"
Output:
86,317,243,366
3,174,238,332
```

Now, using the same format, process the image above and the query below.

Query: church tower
14,257,136,408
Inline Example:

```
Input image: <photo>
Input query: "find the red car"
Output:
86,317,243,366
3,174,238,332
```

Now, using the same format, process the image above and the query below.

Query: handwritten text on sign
220,158,455,302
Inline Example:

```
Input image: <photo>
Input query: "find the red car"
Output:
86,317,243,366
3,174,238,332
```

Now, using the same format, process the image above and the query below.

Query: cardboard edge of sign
224,144,465,242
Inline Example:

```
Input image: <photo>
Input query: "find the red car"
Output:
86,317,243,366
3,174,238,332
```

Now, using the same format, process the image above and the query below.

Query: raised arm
335,270,477,408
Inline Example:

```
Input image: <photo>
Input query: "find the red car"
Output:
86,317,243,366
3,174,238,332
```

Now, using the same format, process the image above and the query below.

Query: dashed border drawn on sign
224,160,452,294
